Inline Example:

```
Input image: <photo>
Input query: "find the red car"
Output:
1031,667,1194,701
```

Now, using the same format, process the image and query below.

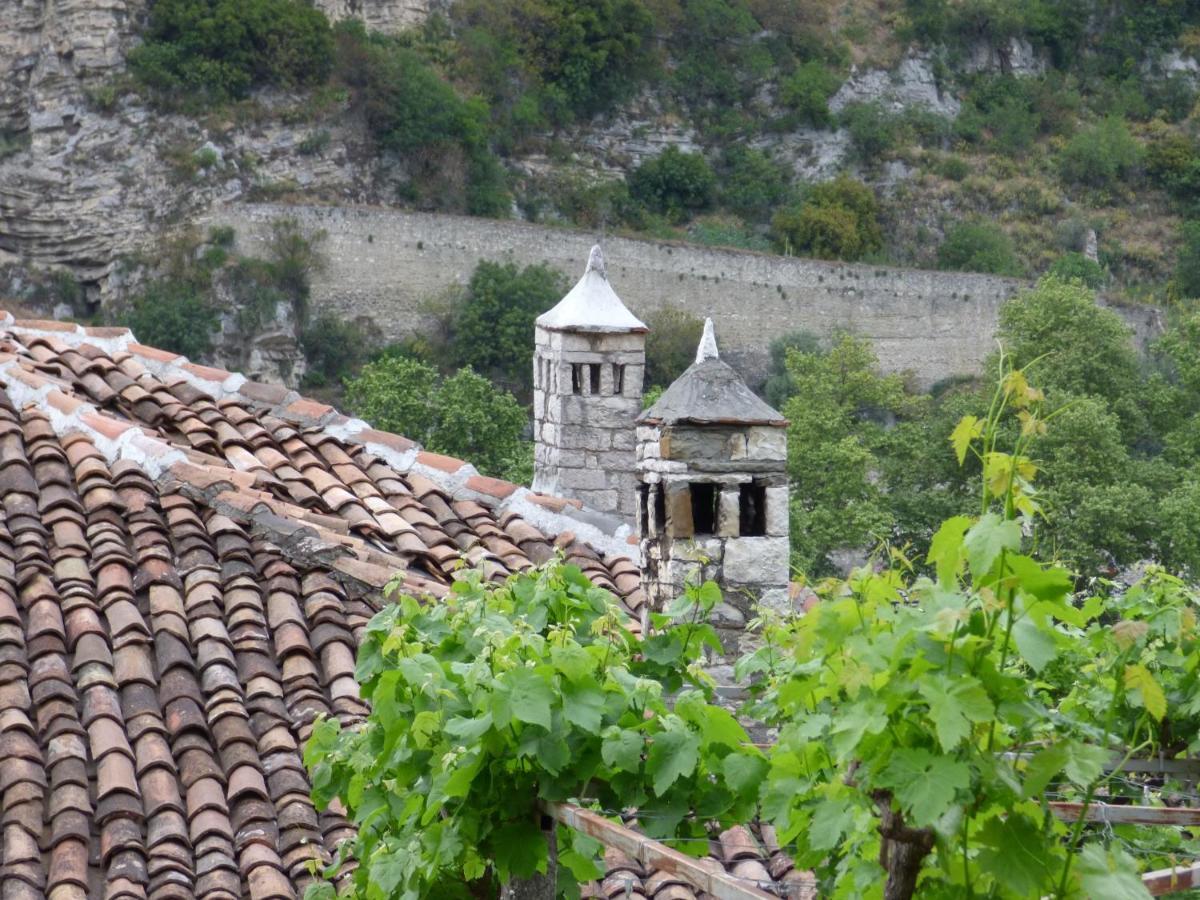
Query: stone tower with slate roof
532,246,647,520
636,318,790,650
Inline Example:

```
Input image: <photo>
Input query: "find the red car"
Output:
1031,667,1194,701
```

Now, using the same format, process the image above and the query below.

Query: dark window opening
613,364,625,395
638,484,649,534
589,363,601,394
739,483,767,536
654,484,666,534
571,364,583,394
690,483,717,535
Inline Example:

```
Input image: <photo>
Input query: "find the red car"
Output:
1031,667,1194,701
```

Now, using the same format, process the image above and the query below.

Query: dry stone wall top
216,203,1164,389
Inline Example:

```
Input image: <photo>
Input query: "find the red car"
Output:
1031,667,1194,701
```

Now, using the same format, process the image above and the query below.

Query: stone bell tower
532,246,647,519
636,319,790,642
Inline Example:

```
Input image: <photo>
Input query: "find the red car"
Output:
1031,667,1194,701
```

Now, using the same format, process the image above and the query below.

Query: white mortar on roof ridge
0,357,185,477
8,323,134,355
502,488,639,564
410,458,478,496
324,417,369,440
0,362,87,436
360,439,418,474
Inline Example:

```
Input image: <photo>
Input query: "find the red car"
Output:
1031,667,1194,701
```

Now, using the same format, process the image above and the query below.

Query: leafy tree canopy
344,357,530,481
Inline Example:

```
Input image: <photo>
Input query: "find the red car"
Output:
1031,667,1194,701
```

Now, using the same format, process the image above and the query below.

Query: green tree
344,357,529,481
995,276,1138,407
129,0,333,104
118,280,221,359
1059,116,1142,190
783,333,921,575
449,261,566,398
627,147,716,222
771,176,883,261
937,220,1022,276
717,146,793,222
643,307,704,389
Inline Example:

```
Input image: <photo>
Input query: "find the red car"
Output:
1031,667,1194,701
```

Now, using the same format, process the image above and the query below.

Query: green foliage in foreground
304,367,1200,898
344,357,530,482
305,567,766,899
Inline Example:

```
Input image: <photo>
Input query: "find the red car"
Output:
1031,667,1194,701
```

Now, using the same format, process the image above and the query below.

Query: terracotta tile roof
0,315,806,899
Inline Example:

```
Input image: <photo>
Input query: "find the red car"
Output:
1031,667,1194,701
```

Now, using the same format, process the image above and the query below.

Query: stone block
636,426,661,444
747,426,787,461
533,389,545,420
727,431,747,460
611,430,635,450
765,486,789,536
717,488,740,538
722,536,790,585
541,423,556,444
573,489,619,511
559,467,610,490
662,427,736,462
665,482,693,539
560,427,613,450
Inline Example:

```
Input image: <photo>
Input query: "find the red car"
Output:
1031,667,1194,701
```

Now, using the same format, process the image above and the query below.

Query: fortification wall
214,204,1165,388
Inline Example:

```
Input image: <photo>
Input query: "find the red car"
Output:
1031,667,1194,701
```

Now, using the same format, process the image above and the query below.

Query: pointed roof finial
535,246,647,333
695,317,719,364
586,244,607,279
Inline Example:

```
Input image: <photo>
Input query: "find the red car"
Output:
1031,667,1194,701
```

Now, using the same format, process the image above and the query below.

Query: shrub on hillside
770,176,883,261
717,146,793,222
129,0,333,104
1175,220,1200,300
779,60,841,128
1059,116,1142,189
339,24,509,216
840,101,901,161
937,221,1022,276
1048,251,1105,288
628,147,716,222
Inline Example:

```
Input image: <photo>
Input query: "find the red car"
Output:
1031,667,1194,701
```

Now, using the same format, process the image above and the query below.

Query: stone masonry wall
214,204,1167,389
532,328,644,518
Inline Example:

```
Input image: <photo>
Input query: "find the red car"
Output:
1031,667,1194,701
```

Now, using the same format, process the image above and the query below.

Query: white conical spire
695,317,719,363
535,245,648,333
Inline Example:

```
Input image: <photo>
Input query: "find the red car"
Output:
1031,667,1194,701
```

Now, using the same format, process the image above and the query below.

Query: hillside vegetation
126,0,1200,302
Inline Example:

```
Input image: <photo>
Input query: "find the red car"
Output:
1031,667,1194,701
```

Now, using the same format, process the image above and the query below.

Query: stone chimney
635,318,790,654
531,246,646,519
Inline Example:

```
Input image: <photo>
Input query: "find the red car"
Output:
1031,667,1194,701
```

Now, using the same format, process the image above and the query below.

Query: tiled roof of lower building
0,313,808,899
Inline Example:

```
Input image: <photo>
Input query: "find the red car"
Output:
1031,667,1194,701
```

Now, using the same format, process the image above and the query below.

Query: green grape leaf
1022,743,1070,798
974,812,1054,896
1063,742,1109,788
831,698,889,760
490,820,547,880
950,415,983,465
501,668,554,731
1013,617,1057,673
601,728,644,773
722,753,769,798
877,748,970,826
562,679,605,732
1124,663,1166,721
550,645,596,683
1075,844,1153,900
926,515,972,586
368,845,408,895
646,726,700,796
809,796,857,852
918,675,995,752
963,513,1021,578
